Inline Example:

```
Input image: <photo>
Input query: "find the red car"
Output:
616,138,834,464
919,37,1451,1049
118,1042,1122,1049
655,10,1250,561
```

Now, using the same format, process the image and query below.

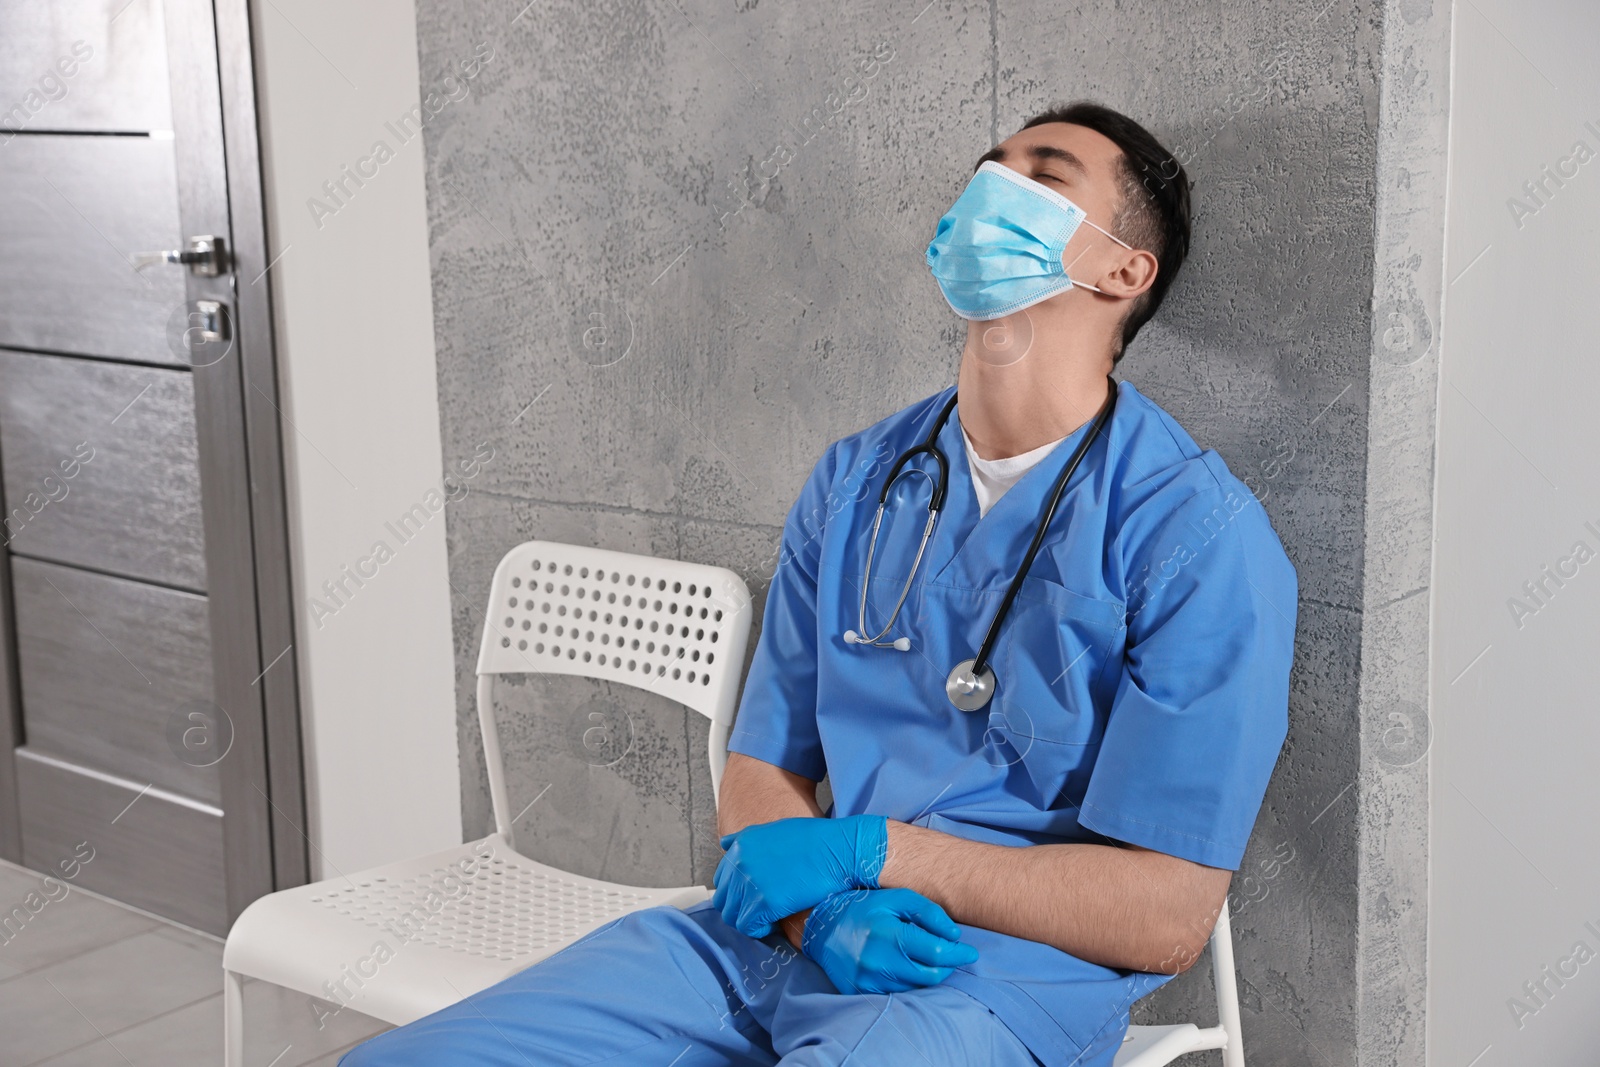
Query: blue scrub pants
339,899,1044,1066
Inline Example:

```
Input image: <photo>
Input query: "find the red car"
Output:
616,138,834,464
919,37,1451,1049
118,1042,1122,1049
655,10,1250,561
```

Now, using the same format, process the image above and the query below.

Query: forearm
716,752,824,837
877,821,1224,974
716,752,825,950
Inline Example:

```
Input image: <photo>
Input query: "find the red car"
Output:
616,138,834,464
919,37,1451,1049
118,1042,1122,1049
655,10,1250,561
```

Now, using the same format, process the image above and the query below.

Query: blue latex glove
801,888,980,995
714,815,888,938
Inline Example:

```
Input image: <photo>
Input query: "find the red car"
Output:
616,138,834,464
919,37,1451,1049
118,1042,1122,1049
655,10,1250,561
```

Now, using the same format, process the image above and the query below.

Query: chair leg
224,968,244,1067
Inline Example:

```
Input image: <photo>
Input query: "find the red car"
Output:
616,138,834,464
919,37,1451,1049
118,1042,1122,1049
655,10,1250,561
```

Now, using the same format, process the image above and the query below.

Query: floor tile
241,977,391,1067
296,1034,388,1067
28,986,390,1067
48,929,221,1027
0,859,393,1067
0,860,46,897
148,921,225,955
0,969,105,1065
29,995,219,1066
0,929,222,1063
0,862,159,976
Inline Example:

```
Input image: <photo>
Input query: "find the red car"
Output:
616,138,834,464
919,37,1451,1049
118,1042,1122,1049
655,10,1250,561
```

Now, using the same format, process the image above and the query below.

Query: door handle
133,234,228,277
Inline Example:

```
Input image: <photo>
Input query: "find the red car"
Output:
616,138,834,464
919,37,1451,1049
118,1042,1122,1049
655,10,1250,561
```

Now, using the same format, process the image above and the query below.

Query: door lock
189,300,229,344
132,235,228,277
165,299,233,366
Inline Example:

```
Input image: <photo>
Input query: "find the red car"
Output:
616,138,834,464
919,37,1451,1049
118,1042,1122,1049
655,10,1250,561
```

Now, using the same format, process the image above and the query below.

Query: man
343,100,1298,1067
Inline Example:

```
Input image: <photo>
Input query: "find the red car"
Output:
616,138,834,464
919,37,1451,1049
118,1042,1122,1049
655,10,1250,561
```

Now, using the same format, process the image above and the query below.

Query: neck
956,315,1115,461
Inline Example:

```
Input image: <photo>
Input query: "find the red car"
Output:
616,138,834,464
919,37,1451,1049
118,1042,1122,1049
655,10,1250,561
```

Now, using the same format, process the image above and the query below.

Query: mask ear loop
1065,217,1136,295
1082,218,1134,250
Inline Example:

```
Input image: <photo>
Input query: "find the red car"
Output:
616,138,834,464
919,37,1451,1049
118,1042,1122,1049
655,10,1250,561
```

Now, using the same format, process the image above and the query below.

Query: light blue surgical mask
925,160,1133,321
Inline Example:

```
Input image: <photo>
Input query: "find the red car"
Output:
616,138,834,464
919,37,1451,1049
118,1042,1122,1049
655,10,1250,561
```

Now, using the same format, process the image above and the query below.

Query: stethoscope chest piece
945,658,996,712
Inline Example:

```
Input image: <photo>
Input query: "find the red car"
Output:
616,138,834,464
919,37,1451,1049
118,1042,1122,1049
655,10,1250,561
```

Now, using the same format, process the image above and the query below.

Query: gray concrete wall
408,1,1443,1062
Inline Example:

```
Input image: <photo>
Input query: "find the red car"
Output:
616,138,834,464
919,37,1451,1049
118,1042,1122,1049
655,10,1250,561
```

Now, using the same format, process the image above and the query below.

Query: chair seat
1113,1022,1229,1066
223,833,710,1026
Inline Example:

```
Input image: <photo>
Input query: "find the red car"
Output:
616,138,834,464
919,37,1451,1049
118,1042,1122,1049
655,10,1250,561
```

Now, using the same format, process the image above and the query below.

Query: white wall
1430,1,1600,1063
251,0,461,877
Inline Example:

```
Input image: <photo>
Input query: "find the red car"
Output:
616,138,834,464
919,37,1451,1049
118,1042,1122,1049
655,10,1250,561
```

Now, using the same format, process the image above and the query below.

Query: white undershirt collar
958,419,1069,519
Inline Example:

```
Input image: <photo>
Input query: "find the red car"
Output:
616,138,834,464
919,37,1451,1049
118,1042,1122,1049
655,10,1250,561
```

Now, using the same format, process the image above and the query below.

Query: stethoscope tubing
850,376,1118,683
877,395,957,508
967,376,1117,678
853,504,937,648
849,392,960,649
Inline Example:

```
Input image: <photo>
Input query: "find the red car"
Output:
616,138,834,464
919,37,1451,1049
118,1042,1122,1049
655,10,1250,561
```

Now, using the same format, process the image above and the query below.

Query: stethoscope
842,376,1118,712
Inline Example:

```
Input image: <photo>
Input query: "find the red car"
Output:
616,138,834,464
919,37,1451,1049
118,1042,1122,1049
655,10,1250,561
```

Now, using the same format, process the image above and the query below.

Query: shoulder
1107,379,1224,499
1110,380,1294,580
803,386,954,495
781,388,950,541
835,386,953,470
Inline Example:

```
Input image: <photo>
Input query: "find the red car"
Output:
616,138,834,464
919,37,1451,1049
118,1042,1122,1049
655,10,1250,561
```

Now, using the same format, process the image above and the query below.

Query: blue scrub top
726,377,1299,1065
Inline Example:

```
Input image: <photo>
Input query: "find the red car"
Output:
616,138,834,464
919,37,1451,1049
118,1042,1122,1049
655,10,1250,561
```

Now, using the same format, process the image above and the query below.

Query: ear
1094,247,1159,302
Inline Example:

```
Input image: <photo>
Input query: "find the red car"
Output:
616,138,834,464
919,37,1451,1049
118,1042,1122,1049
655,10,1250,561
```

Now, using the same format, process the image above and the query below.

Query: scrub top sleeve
1078,484,1299,870
725,441,840,782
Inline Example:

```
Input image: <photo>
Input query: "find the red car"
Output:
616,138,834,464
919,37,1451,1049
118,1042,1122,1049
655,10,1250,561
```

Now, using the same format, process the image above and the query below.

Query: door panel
16,748,225,933
0,136,186,364
0,1,173,133
0,351,206,590
12,557,217,803
0,0,306,930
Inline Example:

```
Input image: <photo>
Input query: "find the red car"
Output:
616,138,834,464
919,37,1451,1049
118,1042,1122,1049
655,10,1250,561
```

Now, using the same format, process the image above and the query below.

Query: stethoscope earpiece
843,630,912,652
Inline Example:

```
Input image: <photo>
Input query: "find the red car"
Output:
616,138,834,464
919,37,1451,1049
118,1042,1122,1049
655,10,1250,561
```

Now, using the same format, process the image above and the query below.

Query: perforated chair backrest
473,541,754,848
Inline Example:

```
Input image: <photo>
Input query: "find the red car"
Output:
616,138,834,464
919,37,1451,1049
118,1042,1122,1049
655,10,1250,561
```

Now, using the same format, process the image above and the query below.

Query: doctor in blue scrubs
343,100,1298,1067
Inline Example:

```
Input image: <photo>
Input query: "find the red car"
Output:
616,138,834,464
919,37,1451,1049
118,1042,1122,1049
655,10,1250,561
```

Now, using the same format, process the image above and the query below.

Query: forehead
992,122,1125,179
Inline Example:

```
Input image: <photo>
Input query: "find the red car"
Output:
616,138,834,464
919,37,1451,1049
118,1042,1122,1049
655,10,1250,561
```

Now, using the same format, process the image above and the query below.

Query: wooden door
0,0,304,934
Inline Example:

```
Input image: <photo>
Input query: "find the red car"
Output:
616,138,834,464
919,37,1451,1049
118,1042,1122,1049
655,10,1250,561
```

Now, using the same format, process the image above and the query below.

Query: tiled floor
0,859,391,1066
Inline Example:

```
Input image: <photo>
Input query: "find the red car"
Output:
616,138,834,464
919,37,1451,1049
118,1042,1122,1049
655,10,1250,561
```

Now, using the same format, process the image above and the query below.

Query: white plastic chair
221,541,754,1067
1112,901,1246,1066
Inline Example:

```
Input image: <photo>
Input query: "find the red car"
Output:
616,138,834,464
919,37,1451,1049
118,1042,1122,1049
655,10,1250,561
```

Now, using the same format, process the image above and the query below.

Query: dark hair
1019,102,1191,361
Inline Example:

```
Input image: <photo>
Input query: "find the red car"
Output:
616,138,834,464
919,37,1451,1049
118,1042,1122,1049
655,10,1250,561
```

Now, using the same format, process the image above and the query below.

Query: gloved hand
801,887,980,995
713,815,888,938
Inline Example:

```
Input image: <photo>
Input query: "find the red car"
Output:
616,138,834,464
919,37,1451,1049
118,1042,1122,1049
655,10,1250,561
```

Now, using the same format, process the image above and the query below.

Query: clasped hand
714,815,979,995
802,888,979,995
713,814,888,939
